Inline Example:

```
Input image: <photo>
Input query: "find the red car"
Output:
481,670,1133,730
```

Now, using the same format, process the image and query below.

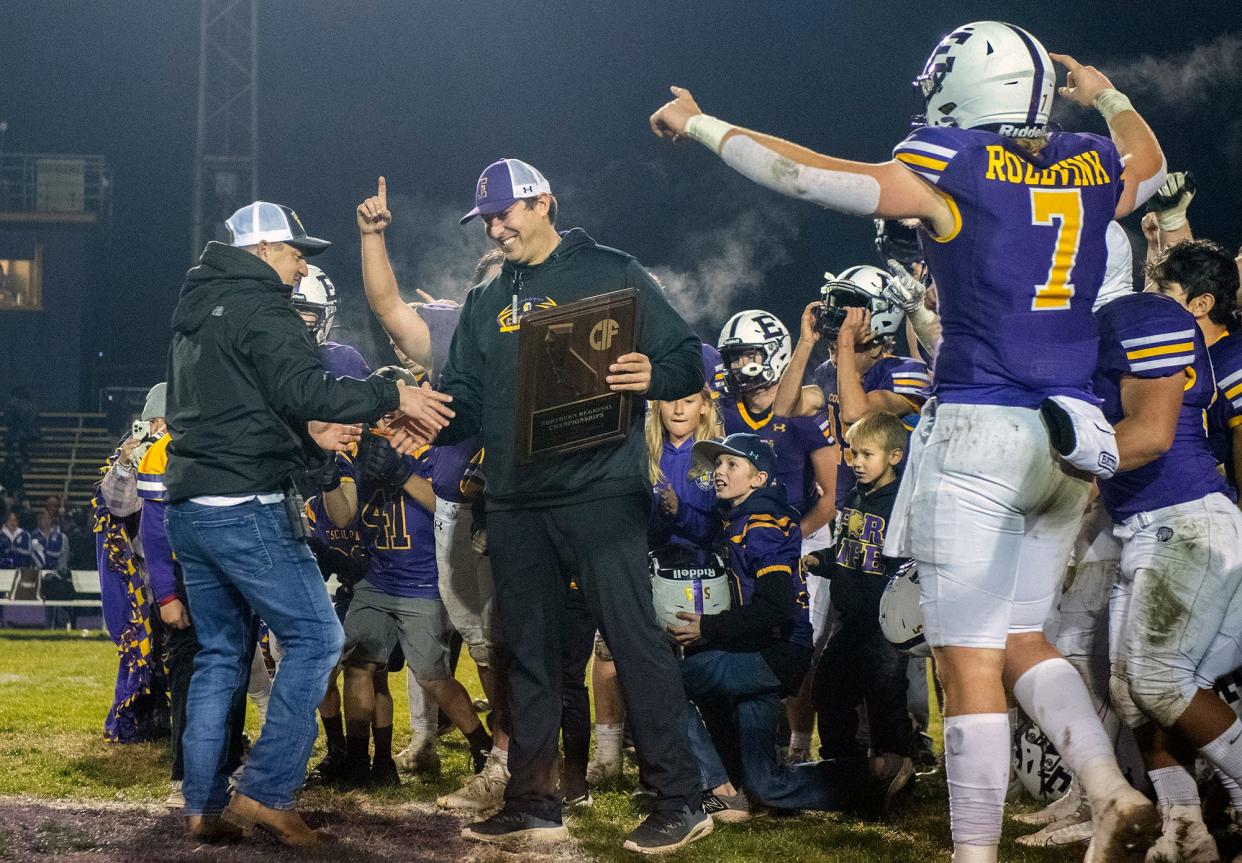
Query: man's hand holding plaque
606,352,653,393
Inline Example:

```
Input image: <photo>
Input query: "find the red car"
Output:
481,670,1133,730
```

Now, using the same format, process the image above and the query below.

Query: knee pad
1125,666,1194,729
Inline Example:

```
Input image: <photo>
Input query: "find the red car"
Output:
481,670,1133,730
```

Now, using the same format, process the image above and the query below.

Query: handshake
308,365,455,457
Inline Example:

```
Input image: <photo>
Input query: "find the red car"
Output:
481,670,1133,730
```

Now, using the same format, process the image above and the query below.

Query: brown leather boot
221,792,335,848
184,814,244,845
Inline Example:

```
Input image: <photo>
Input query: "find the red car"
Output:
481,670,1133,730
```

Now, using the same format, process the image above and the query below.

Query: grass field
0,630,1085,862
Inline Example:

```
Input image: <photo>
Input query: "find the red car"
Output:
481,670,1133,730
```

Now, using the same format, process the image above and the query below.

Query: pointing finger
377,175,387,208
1048,52,1080,71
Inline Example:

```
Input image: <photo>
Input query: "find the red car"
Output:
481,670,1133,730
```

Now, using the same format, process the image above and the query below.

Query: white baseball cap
225,201,330,255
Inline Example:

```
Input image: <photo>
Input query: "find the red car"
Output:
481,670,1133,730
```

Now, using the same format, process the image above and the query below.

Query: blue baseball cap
692,433,778,485
459,158,552,224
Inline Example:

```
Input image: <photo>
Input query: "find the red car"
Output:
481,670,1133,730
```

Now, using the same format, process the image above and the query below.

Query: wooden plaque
515,289,637,464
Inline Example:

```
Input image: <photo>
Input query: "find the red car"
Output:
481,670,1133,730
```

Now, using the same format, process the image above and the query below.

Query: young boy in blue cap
669,433,910,822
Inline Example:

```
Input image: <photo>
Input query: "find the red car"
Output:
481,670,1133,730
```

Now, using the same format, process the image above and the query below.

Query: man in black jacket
361,160,711,853
163,201,452,848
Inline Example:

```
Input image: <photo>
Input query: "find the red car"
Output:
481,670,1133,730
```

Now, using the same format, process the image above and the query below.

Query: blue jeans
681,649,865,811
166,499,344,815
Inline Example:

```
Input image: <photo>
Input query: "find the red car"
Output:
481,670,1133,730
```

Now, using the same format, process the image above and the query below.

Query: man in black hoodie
163,202,453,848
358,160,710,852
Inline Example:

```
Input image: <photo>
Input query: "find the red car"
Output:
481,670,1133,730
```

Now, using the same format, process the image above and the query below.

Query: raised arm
650,87,955,236
1049,54,1165,219
357,176,433,367
774,302,827,418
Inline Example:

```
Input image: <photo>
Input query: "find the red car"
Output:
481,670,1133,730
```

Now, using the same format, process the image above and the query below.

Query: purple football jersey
429,434,485,504
318,341,372,379
811,355,926,506
701,342,726,396
338,447,438,599
894,126,1125,407
1209,331,1242,498
1095,293,1227,521
719,394,832,513
415,302,463,387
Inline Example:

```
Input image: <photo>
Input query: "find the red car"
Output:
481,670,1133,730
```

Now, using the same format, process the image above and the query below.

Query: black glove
360,432,414,491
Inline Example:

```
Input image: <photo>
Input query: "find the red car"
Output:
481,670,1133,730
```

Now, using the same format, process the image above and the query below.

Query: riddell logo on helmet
997,124,1045,138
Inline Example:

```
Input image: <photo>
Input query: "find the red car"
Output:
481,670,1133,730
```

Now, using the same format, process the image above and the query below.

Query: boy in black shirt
810,412,915,771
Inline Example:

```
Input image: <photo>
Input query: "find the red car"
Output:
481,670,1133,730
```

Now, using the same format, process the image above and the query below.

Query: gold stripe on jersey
756,564,792,578
1126,341,1194,361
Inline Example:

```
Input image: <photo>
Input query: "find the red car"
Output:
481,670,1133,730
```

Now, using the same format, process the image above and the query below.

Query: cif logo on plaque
589,318,620,352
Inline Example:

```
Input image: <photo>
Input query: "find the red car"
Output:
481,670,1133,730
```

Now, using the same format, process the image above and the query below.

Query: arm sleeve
100,461,142,517
434,288,486,445
243,300,399,423
699,524,800,644
138,499,178,605
629,261,704,401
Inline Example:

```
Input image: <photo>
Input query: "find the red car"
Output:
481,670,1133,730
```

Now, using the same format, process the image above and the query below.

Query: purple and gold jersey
811,355,927,506
305,492,370,586
429,434,485,504
1094,293,1227,521
720,394,832,514
1209,331,1242,497
701,342,726,397
894,127,1125,407
338,447,438,599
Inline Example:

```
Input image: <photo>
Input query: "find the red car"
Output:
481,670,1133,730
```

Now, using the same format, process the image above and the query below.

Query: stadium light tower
190,0,258,261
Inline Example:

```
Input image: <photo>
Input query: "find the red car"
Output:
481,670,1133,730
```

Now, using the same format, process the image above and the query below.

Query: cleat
437,751,509,811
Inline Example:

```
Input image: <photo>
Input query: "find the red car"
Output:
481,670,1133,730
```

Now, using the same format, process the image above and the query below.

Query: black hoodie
164,242,399,502
437,228,703,510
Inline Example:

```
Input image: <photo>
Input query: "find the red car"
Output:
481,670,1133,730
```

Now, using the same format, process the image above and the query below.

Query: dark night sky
3,2,1240,380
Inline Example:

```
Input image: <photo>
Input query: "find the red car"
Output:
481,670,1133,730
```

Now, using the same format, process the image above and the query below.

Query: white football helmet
915,21,1056,138
878,561,931,658
291,264,338,345
1012,716,1074,802
650,547,732,630
718,310,792,394
818,265,904,340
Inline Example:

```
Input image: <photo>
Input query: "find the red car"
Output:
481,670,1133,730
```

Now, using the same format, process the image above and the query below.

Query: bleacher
1,411,117,506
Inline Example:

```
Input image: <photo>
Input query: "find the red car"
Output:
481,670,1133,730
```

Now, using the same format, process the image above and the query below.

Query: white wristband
1094,89,1134,123
685,114,734,154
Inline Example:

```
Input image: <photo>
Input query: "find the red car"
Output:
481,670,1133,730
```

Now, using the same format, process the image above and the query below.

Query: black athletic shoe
460,809,569,845
305,747,346,786
370,757,401,788
335,754,373,790
622,807,714,854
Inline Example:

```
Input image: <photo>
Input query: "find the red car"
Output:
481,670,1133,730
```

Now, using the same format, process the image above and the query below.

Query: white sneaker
1016,798,1093,847
395,736,441,779
164,780,185,810
1012,778,1083,826
1146,813,1219,863
586,754,622,785
1085,787,1161,863
436,753,509,811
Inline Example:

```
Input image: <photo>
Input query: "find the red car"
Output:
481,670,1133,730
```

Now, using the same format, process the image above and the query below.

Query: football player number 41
1029,188,1083,312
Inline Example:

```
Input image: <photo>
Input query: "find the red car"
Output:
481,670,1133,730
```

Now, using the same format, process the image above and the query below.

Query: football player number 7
1029,188,1083,312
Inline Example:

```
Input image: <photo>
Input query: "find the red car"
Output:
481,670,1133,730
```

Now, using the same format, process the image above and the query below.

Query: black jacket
437,228,703,510
164,242,399,503
815,474,905,630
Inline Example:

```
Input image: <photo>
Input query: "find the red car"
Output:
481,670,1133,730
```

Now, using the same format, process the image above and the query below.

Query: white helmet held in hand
878,561,931,658
291,264,338,345
650,547,732,630
718,309,792,394
818,265,904,340
915,21,1055,138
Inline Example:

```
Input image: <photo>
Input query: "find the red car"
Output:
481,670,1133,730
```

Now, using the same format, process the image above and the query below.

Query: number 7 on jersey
1029,188,1083,312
